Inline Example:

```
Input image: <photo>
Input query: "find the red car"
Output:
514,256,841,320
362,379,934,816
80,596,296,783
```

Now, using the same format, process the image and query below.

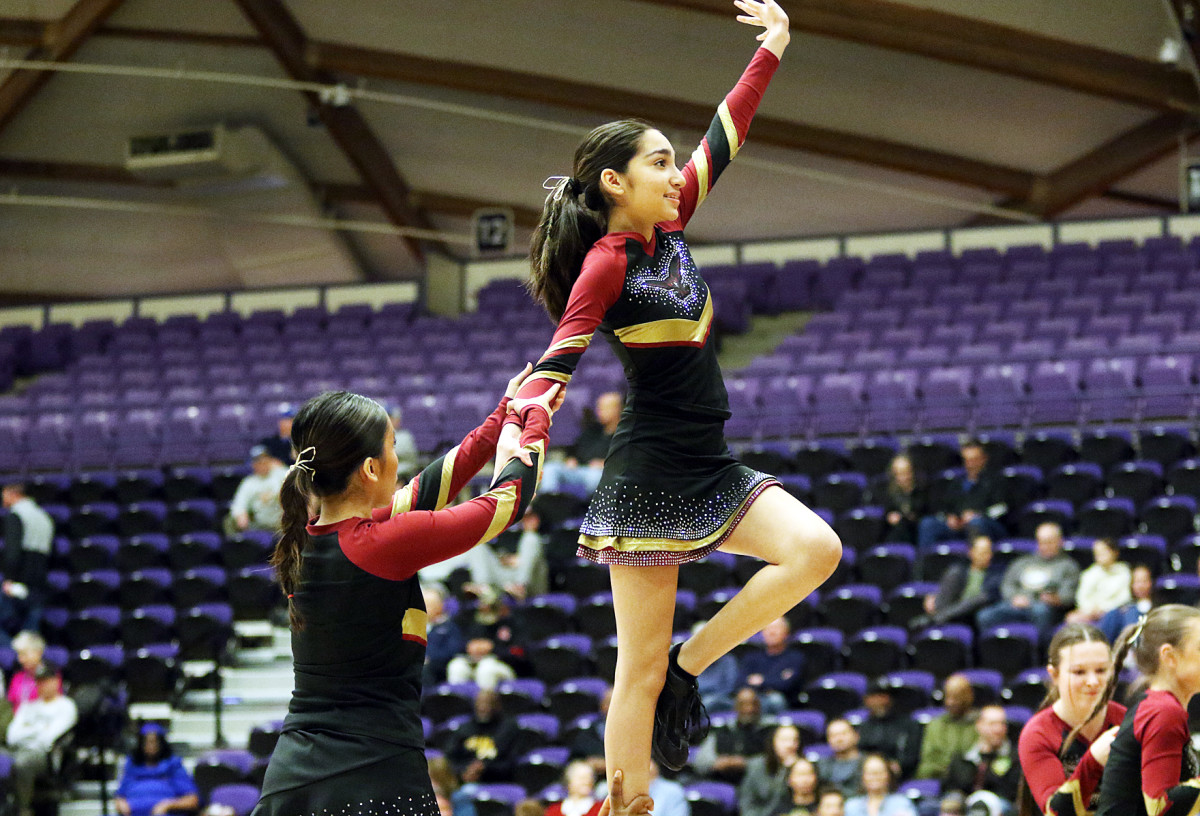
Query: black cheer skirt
252,730,437,816
577,409,778,566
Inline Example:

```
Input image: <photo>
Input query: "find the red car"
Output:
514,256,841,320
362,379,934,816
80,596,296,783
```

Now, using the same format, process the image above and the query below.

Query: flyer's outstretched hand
598,770,654,816
735,0,790,57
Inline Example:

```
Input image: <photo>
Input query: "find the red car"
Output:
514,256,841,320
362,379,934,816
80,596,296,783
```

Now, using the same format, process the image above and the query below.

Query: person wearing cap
114,723,199,816
254,404,295,465
222,445,288,537
6,663,77,816
857,680,923,781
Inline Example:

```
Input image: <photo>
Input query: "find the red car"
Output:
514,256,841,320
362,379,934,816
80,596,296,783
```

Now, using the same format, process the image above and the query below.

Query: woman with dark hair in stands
1016,623,1123,816
249,371,596,816
1095,604,1200,815
517,0,841,804
113,723,199,816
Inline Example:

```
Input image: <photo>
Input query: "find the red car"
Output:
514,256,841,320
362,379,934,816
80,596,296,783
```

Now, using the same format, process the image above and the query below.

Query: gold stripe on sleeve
435,446,460,509
391,484,415,517
401,608,428,644
478,483,519,546
690,144,710,208
718,101,740,159
545,333,594,356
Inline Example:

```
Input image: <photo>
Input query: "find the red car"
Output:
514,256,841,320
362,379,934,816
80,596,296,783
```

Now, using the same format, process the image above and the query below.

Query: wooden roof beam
311,42,1035,198
0,0,126,135
231,0,432,264
642,0,1198,111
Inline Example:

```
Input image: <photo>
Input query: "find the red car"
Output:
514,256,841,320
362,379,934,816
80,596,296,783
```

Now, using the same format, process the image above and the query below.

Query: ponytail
528,185,604,322
269,390,391,630
272,465,312,629
527,119,651,322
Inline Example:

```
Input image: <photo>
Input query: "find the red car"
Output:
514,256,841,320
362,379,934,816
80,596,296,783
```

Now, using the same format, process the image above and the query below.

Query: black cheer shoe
651,643,710,771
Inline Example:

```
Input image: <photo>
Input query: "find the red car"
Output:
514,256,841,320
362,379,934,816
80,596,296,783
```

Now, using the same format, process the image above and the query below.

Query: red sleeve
390,397,509,514
1020,709,1072,813
341,438,547,581
673,46,779,229
512,240,626,403
1135,692,1200,813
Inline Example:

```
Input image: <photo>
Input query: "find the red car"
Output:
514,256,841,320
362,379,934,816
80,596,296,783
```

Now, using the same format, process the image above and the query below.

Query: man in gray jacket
976,521,1079,648
0,483,53,643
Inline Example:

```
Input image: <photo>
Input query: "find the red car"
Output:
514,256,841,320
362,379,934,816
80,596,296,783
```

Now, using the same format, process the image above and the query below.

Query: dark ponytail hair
528,119,652,321
272,390,390,628
1016,622,1109,816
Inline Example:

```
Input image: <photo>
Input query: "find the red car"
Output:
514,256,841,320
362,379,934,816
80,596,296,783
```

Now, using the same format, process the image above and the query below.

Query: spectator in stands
1064,538,1130,625
942,705,1018,807
817,719,864,798
569,686,612,777
740,724,801,816
6,662,77,816
880,455,928,545
445,635,516,691
515,801,546,816
447,585,526,682
540,391,623,497
915,673,976,781
647,761,690,816
113,722,200,816
1016,624,1121,816
422,585,464,686
222,444,287,537
1097,563,1154,644
388,405,421,482
915,534,1002,629
916,441,1007,550
693,686,768,783
446,688,519,784
739,617,806,712
7,631,54,715
695,621,740,713
843,753,916,816
816,789,846,816
258,403,295,464
976,521,1079,648
857,680,923,781
462,508,549,602
0,483,53,642
426,755,476,816
773,756,820,815
546,760,603,816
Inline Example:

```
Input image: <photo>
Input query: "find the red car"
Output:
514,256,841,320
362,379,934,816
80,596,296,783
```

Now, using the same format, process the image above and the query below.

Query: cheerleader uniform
1017,700,1125,816
512,46,782,566
1096,689,1200,816
252,399,544,816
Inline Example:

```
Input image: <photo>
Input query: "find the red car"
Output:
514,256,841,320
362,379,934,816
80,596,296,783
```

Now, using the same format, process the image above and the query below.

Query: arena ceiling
0,0,1196,298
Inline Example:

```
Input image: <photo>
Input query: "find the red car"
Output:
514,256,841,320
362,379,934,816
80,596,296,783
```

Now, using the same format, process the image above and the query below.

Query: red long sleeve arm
390,397,509,514
1019,704,1123,816
1135,693,1200,815
675,45,779,228
332,434,547,582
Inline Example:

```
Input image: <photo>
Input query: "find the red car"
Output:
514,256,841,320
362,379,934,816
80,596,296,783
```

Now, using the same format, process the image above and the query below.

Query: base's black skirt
252,730,436,816
577,410,778,566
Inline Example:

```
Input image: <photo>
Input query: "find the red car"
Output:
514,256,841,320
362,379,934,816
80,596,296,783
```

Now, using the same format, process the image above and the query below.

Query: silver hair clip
290,446,317,477
542,175,573,202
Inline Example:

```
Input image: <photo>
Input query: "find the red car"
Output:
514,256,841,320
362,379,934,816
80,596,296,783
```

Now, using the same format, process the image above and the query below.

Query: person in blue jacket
114,723,199,816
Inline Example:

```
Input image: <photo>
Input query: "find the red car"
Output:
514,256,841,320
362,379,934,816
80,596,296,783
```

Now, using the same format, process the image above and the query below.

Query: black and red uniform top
264,397,545,794
510,47,779,423
1018,701,1126,816
1096,689,1200,816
